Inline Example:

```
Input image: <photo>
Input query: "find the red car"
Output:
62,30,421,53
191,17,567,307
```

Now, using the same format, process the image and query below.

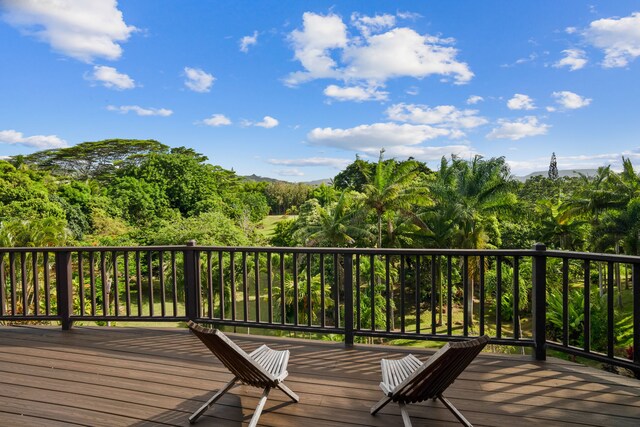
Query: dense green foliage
1,140,273,247
4,140,640,255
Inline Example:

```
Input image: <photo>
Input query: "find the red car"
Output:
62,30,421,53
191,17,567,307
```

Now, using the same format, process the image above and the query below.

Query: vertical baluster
496,256,502,339
230,251,236,321
135,251,142,317
632,263,640,366
584,260,591,352
147,251,154,317
112,251,119,317
218,251,224,320
431,255,437,335
20,252,27,316
280,252,285,324
370,253,375,332
344,253,354,347
32,252,39,316
513,256,520,340
562,258,569,347
463,255,469,337
0,252,5,316
333,253,339,328
267,252,272,324
9,253,16,316
89,252,96,316
124,251,131,317
306,252,311,327
207,251,213,319
400,255,405,334
44,251,50,316
415,255,421,335
78,252,85,317
255,252,261,323
101,251,108,317
171,251,178,316
242,252,248,322
293,252,298,325
479,255,485,336
607,261,615,358
320,253,326,328
159,251,166,318
447,256,452,336
355,253,361,330
386,255,390,332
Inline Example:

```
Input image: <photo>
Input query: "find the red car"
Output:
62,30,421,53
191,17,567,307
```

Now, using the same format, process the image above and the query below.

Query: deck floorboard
0,326,638,426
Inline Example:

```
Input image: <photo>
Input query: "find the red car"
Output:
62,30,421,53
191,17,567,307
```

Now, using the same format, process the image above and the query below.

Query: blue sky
1,1,640,181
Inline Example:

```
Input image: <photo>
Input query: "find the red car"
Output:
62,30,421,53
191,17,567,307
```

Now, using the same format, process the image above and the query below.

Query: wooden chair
187,321,299,426
371,335,490,427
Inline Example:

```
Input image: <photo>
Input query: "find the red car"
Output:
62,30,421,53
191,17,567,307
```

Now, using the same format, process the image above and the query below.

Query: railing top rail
1,244,640,263
545,249,640,263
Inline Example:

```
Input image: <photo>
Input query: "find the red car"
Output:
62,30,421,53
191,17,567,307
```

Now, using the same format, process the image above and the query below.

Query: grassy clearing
255,215,297,238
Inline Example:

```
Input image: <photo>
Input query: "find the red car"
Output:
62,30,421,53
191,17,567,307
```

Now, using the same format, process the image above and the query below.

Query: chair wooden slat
186,321,299,425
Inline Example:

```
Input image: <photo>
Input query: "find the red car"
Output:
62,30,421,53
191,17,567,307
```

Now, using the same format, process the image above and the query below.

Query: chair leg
398,402,413,427
277,382,299,402
189,377,238,424
370,395,392,415
438,395,473,427
248,387,271,427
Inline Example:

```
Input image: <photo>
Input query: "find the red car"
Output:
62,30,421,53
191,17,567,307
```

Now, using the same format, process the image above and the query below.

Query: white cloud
466,95,484,105
554,49,588,71
308,122,450,153
0,0,136,62
202,114,232,127
552,91,592,109
487,116,550,140
386,103,488,130
323,84,388,102
342,27,473,84
286,12,348,85
507,94,536,110
286,12,472,87
240,31,258,53
268,157,351,168
256,116,279,128
584,12,640,68
87,65,135,89
565,27,578,34
277,168,305,177
107,105,172,116
184,67,215,92
351,12,396,37
406,86,419,96
0,129,67,149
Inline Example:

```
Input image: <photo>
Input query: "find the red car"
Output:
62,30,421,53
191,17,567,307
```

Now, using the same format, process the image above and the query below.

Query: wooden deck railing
0,242,638,374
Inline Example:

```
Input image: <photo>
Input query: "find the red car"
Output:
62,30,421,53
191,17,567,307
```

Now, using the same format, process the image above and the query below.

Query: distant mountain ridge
241,174,331,186
516,169,597,182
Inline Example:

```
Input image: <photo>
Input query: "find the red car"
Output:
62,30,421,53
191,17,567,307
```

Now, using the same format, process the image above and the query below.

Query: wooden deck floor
0,326,639,427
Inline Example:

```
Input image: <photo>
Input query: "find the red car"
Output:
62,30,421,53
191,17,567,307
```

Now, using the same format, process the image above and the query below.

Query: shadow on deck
0,326,639,426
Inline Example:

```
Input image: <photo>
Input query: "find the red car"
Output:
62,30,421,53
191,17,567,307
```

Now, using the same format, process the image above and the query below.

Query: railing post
532,243,547,360
55,250,73,330
343,253,354,347
633,263,640,372
184,240,199,321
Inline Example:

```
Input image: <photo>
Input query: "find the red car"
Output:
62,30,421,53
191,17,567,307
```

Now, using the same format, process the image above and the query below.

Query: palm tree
449,155,516,324
536,200,587,251
362,150,426,248
294,192,373,247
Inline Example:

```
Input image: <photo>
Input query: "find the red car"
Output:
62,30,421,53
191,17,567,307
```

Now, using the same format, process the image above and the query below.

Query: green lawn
255,215,297,238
